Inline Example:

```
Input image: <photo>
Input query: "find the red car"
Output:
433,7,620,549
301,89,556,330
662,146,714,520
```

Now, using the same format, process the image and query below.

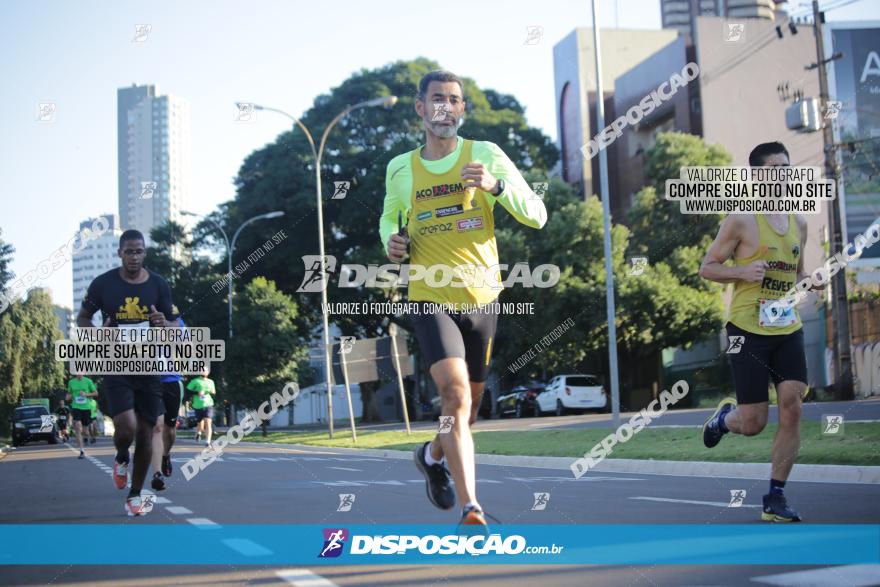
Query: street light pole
247,95,397,438
182,210,284,339
182,209,284,427
811,0,853,400
589,0,622,429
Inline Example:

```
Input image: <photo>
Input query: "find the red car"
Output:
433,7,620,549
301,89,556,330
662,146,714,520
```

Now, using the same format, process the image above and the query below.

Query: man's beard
428,115,463,139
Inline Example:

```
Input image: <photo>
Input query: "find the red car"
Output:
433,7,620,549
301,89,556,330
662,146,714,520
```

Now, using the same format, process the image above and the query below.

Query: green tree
627,132,731,279
0,228,14,292
228,58,559,342
0,288,65,433
494,134,730,395
222,277,310,413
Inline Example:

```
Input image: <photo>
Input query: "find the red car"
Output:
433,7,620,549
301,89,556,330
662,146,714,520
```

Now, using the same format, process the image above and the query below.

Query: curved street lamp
182,210,284,338
237,95,397,438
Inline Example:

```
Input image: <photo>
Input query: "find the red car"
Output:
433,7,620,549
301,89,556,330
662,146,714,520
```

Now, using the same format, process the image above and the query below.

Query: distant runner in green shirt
88,397,99,445
187,368,216,445
66,375,98,459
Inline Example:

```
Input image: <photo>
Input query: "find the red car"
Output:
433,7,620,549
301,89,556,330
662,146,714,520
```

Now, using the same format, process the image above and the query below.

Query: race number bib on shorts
759,299,796,328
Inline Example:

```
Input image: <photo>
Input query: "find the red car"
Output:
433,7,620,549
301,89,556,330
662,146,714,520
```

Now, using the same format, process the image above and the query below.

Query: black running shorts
411,301,499,383
104,375,163,425
725,322,808,404
194,407,214,421
71,408,91,426
161,380,184,427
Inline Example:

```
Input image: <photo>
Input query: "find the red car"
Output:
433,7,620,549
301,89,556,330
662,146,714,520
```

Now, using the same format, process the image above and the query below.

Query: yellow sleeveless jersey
380,137,548,307
728,214,802,335
408,139,500,306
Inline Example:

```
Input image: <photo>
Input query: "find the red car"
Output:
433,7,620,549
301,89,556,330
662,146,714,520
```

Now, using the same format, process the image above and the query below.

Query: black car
11,405,60,447
496,384,545,418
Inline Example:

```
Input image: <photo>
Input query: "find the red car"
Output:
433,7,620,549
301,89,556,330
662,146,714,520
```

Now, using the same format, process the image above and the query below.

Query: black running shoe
151,472,166,492
762,492,801,522
702,398,736,448
161,454,172,477
414,442,455,510
78,450,85,460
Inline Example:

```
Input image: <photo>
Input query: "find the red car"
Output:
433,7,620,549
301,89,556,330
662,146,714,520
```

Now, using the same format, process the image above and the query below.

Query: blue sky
1,0,876,309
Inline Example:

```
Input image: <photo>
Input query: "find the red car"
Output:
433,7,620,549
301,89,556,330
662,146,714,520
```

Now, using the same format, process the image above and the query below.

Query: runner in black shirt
76,229,174,516
56,400,71,442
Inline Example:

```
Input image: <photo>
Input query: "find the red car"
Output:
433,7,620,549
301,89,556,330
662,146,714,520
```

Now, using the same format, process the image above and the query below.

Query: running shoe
151,472,166,491
78,450,85,460
460,505,487,526
702,398,737,448
413,442,455,510
457,505,500,535
113,458,129,490
125,494,148,517
762,493,802,522
195,432,201,442
161,454,172,477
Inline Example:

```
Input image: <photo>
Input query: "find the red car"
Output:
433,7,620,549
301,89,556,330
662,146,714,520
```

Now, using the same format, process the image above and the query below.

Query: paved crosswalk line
276,568,339,586
630,496,761,508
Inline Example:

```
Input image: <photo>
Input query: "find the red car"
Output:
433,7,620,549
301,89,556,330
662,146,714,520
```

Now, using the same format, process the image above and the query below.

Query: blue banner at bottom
2,525,878,565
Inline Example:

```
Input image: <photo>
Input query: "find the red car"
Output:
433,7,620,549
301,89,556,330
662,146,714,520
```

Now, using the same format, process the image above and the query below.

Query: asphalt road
1,437,878,586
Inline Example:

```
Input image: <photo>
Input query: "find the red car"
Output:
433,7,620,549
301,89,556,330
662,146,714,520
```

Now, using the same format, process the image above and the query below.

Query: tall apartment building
117,84,191,245
71,214,122,323
661,0,787,37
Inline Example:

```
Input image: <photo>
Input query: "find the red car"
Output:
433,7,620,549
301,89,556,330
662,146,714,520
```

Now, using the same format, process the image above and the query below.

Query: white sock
464,501,482,512
423,442,445,466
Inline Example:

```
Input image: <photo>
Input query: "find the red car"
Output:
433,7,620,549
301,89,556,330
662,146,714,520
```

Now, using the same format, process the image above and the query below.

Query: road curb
231,440,880,484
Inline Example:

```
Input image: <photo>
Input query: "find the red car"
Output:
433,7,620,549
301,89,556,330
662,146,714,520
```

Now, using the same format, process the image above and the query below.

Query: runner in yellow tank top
699,141,824,523
380,71,546,527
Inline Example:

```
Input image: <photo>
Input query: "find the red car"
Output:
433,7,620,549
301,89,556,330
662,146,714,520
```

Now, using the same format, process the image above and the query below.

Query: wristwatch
492,178,505,196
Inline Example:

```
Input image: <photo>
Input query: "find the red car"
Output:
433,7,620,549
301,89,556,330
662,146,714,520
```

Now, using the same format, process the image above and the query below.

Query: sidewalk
224,438,880,485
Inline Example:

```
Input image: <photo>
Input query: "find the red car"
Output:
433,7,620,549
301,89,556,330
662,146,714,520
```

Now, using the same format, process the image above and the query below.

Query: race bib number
75,395,87,404
759,299,796,328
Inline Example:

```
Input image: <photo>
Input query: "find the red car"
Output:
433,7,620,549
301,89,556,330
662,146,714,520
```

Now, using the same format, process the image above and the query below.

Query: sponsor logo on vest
436,205,464,218
417,210,433,221
767,260,796,272
415,182,466,200
418,222,453,236
760,277,794,292
457,217,483,232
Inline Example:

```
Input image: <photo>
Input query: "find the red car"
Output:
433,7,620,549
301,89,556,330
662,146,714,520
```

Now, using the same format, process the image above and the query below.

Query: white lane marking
630,496,761,509
222,538,273,556
507,476,644,482
325,466,362,472
751,565,880,586
276,568,339,586
165,506,193,515
186,517,221,528
154,496,172,504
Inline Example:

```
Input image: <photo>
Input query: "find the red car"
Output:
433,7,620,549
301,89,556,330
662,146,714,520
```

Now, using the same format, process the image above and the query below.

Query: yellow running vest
728,214,802,335
407,139,501,307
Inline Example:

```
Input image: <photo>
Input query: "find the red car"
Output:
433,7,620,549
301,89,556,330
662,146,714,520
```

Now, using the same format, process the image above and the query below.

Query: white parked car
536,374,608,416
